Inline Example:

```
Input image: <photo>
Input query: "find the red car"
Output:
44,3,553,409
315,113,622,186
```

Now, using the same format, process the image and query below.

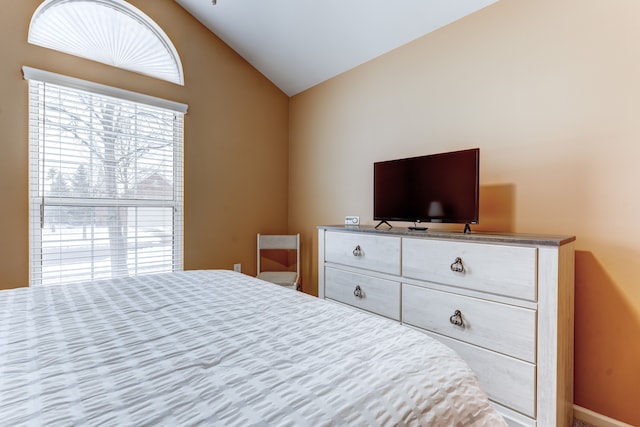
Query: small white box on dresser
317,225,575,427
344,215,360,226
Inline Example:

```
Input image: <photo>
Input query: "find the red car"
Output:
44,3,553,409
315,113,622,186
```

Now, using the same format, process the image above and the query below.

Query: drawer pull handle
353,245,362,256
450,257,465,273
449,310,465,327
353,285,364,298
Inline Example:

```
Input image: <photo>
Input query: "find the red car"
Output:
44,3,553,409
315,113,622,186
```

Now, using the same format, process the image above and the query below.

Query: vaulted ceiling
174,0,498,96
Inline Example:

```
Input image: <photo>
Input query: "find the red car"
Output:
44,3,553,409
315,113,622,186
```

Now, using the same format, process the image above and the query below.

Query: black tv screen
374,148,479,226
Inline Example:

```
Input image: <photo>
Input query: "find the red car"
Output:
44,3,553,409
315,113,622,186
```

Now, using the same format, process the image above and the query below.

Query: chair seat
257,271,298,289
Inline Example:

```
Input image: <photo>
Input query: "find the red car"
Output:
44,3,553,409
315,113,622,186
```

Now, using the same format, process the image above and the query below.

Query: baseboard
574,405,634,427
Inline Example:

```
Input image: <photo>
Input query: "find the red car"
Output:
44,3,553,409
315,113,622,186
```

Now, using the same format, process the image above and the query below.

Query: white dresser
317,225,575,427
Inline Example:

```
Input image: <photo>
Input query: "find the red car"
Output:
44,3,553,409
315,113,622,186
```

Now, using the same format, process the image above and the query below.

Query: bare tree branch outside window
31,82,181,285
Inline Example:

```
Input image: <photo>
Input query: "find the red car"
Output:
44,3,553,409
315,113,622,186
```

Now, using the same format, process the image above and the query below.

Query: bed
0,270,506,426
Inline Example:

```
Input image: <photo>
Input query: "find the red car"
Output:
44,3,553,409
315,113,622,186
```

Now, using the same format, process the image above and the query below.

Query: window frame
24,67,187,286
28,0,184,85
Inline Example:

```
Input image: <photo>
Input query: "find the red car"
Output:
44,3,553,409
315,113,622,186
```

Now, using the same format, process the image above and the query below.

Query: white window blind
27,71,185,286
28,0,184,85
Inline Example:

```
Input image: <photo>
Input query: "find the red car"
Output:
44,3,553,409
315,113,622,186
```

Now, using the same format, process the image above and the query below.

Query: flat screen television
373,148,479,231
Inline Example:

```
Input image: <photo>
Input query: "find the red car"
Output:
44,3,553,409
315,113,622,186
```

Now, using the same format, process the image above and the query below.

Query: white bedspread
0,270,506,426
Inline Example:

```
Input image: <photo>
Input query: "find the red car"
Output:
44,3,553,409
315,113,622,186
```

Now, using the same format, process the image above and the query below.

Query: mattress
0,270,506,426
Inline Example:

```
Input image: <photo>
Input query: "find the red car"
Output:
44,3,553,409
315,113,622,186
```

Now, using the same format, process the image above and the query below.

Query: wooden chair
256,233,300,290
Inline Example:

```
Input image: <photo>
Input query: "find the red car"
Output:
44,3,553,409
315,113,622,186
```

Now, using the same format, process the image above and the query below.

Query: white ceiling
174,0,498,96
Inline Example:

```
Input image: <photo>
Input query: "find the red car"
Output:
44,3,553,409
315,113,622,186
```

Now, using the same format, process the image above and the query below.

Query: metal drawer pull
353,285,364,298
352,245,362,256
450,257,465,273
449,309,464,327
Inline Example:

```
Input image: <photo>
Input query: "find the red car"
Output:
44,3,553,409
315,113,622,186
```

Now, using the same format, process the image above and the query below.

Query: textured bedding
0,270,506,426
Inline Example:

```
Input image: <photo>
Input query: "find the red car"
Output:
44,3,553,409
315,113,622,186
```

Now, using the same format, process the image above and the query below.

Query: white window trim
23,66,188,114
25,69,187,286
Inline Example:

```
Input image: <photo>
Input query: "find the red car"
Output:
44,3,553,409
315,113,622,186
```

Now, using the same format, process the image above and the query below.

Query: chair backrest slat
258,235,298,250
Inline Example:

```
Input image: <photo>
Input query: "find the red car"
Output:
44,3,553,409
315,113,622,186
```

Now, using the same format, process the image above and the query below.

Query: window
25,67,186,286
28,0,184,85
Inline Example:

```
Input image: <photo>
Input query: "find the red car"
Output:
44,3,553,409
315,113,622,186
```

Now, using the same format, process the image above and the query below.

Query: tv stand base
375,220,392,229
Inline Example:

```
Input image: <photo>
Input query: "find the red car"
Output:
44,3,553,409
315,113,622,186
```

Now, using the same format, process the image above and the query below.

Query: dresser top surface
318,225,576,246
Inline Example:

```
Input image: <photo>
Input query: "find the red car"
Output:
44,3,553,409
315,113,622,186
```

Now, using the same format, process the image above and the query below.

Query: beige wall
0,0,289,288
289,0,640,424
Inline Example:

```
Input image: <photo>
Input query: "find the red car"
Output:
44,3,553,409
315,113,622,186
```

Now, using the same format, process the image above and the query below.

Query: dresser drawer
325,267,400,320
402,284,536,362
402,238,538,301
425,331,536,418
325,231,401,275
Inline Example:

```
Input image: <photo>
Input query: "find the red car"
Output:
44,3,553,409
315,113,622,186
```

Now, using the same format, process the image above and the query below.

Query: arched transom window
28,0,184,85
